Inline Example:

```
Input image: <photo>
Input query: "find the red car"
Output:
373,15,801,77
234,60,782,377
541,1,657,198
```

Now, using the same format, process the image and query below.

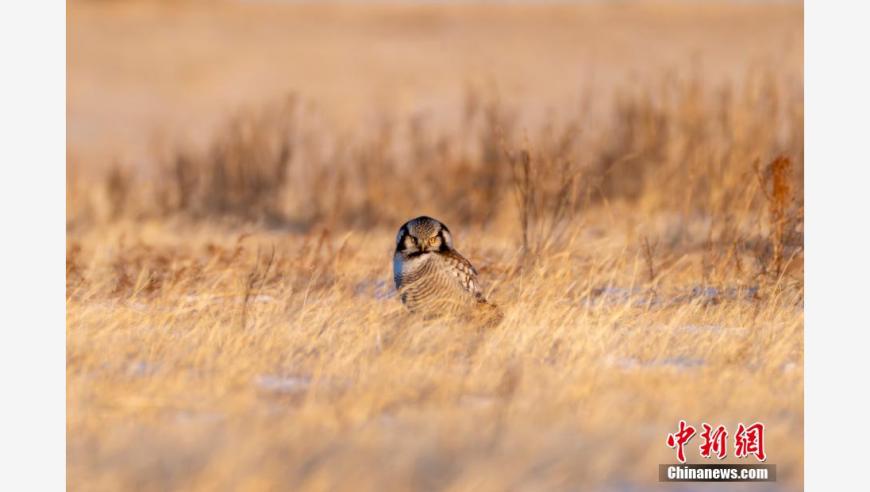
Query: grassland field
67,1,804,490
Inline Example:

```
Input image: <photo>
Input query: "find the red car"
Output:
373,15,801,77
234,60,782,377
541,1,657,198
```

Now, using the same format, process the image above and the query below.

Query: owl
393,216,497,318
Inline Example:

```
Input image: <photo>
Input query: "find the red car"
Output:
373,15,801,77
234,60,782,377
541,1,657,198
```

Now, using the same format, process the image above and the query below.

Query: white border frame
0,1,67,490
806,0,870,489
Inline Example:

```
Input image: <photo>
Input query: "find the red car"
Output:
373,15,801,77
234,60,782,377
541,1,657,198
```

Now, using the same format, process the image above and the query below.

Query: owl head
395,216,454,257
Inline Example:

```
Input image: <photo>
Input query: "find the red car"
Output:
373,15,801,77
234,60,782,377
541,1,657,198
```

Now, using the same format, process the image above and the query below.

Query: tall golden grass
67,2,803,490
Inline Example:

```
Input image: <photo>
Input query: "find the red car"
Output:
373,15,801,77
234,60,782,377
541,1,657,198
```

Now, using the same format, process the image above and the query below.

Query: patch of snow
354,279,394,301
604,355,705,372
174,410,224,424
126,360,159,377
460,394,500,411
254,374,311,394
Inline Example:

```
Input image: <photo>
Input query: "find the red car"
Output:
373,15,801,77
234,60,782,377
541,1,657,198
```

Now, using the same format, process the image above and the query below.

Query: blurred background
68,0,802,230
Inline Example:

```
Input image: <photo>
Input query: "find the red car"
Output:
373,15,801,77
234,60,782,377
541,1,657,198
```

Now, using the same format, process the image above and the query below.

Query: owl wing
440,250,487,303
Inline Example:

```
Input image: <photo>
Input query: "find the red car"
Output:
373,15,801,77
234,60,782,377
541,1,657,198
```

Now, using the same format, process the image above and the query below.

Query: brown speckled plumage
393,216,495,317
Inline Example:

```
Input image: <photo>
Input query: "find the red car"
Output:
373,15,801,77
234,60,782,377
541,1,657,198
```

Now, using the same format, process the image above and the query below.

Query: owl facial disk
398,231,438,256
396,217,453,256
419,228,454,253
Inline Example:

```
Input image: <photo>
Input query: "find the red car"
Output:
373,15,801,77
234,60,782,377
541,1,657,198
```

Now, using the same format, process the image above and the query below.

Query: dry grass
67,1,803,490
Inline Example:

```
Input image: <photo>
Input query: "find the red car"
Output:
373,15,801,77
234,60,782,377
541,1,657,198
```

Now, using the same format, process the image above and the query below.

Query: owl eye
405,235,416,248
428,237,439,246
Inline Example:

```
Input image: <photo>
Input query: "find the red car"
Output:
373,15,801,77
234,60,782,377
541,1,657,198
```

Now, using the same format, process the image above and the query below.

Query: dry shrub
506,146,581,258
755,154,803,280
70,70,803,281
105,163,133,221
161,97,297,223
119,72,796,234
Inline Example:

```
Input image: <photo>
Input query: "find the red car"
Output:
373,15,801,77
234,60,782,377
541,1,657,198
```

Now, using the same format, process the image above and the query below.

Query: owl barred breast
393,216,493,317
